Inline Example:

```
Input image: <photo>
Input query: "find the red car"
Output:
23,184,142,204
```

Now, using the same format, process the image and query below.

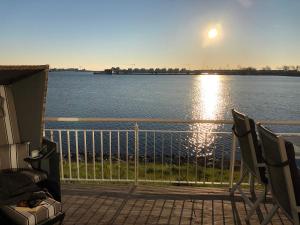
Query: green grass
61,160,244,186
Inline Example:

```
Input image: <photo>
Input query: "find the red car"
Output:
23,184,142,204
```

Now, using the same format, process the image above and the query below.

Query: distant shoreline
93,69,300,77
49,69,300,77
93,73,300,78
93,72,300,77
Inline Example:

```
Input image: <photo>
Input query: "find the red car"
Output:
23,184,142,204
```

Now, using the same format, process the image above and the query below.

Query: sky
0,0,300,70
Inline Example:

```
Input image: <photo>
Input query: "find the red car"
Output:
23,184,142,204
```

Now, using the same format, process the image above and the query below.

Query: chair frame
0,66,64,225
230,109,266,222
257,124,300,225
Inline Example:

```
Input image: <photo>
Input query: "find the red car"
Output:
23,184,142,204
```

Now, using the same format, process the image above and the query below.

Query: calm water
45,72,300,157
46,72,300,124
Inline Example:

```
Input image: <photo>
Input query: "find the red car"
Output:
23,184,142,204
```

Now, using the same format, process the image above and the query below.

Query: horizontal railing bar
138,130,232,134
278,133,300,136
45,117,300,125
44,129,135,132
61,178,249,185
45,129,300,135
45,117,233,124
44,128,232,134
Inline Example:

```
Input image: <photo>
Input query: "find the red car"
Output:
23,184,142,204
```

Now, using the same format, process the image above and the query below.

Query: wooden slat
61,183,291,225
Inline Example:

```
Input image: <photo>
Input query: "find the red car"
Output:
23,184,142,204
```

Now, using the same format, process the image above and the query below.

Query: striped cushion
0,143,31,170
1,198,62,225
0,85,20,146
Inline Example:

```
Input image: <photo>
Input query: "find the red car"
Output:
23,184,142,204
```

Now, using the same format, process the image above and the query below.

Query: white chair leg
249,173,255,195
260,204,279,225
236,186,253,207
230,170,248,196
245,190,265,222
248,176,265,222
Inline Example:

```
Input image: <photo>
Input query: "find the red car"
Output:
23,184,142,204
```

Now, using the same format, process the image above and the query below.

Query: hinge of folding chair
262,157,290,167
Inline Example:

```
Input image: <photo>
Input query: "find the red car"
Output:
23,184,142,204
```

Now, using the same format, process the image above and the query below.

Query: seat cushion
19,169,47,183
1,198,62,225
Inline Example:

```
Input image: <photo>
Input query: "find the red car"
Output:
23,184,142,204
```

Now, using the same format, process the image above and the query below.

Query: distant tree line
50,68,88,72
104,67,189,74
100,66,300,76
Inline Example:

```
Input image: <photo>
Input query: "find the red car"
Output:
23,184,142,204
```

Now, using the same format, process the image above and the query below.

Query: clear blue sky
0,0,299,70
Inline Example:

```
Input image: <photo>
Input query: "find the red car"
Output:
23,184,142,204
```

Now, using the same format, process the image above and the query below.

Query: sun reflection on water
188,75,222,157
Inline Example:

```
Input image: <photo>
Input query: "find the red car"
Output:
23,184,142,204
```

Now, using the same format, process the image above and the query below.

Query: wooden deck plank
60,183,292,225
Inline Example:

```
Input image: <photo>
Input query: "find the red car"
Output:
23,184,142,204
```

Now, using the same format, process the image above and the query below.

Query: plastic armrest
24,139,56,164
24,155,44,163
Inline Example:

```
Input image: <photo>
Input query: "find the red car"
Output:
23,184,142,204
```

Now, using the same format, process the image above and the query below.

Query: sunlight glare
202,23,223,47
208,28,218,39
188,75,222,156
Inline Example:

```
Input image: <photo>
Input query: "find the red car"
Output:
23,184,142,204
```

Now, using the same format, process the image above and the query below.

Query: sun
208,28,218,39
201,23,222,47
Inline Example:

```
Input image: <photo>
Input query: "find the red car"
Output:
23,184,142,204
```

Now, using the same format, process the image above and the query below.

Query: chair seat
19,169,47,184
1,198,62,225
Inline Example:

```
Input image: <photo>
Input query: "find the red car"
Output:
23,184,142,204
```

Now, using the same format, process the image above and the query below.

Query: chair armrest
24,154,44,163
24,139,56,164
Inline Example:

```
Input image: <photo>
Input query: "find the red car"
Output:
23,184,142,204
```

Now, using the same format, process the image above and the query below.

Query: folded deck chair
231,109,267,221
257,124,300,225
0,66,64,225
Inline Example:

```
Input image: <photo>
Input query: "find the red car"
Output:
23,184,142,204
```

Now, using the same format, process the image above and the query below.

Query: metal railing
44,117,300,187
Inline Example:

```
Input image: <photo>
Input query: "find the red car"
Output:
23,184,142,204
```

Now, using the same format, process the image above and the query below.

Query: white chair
231,109,268,222
257,124,300,225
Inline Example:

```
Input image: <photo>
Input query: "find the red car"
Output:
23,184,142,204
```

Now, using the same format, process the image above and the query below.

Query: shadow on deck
61,183,291,225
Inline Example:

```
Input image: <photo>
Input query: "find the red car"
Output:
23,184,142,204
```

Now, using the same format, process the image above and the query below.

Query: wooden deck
61,183,292,225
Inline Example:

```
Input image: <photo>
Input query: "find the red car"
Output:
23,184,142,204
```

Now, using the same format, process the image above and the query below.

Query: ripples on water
189,75,223,156
46,72,300,157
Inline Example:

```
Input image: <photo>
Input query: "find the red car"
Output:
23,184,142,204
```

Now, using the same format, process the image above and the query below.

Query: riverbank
62,161,242,185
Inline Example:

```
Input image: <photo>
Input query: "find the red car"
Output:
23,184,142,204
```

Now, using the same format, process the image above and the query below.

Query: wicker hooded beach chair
0,66,64,225
231,109,268,221
257,124,300,225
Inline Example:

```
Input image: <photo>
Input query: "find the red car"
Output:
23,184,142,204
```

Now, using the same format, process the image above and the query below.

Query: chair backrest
0,143,30,170
231,109,263,182
0,85,31,170
257,124,299,223
0,85,20,145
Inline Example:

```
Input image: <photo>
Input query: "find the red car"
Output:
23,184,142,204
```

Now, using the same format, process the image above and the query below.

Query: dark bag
0,171,40,206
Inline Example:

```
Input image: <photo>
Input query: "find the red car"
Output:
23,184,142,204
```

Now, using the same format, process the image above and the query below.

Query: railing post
229,132,237,189
134,123,139,185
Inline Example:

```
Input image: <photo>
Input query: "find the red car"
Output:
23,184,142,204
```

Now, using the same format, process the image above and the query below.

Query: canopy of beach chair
0,65,49,150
